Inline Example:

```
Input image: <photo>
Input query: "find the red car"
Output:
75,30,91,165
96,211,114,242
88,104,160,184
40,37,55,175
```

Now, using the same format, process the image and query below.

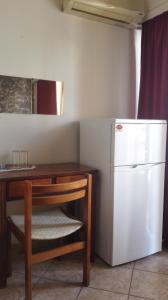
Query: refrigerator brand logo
116,124,123,131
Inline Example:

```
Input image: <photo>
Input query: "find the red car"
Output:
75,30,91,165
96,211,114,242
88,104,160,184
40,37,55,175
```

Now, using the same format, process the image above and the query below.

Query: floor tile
12,250,52,277
9,248,168,300
130,270,168,300
90,258,132,294
122,261,135,269
0,273,24,300
0,272,39,300
135,251,168,275
78,287,128,300
32,278,81,300
41,254,83,283
95,257,134,270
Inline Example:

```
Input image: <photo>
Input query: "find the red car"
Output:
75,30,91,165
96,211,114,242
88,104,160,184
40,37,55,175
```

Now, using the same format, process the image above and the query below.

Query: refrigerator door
112,163,165,266
113,122,167,166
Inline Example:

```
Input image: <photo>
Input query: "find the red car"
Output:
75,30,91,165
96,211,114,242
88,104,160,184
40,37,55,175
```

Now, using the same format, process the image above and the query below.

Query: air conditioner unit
62,0,146,28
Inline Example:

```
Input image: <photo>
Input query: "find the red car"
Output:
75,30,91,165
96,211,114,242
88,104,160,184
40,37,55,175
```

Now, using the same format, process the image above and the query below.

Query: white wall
0,0,134,164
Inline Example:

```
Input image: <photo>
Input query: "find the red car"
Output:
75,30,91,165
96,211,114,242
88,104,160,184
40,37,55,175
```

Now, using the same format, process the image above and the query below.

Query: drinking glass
19,151,28,168
12,150,20,168
0,162,6,169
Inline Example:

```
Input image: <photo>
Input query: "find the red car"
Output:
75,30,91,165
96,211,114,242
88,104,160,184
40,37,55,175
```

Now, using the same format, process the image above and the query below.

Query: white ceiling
145,0,168,19
146,0,166,10
62,0,168,25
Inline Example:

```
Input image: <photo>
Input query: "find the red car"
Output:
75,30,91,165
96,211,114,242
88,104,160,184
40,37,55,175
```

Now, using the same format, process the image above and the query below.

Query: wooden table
0,163,97,288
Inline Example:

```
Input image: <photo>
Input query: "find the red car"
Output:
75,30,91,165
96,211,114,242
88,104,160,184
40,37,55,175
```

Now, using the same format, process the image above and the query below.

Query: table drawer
56,175,85,183
8,178,52,199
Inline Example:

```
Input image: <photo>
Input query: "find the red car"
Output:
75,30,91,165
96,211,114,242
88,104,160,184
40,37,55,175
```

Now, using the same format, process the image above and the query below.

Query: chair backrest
23,174,92,243
24,174,91,211
31,178,88,206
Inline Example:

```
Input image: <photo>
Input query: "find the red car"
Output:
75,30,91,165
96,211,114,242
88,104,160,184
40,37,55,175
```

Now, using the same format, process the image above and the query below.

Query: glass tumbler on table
12,150,20,168
19,151,28,168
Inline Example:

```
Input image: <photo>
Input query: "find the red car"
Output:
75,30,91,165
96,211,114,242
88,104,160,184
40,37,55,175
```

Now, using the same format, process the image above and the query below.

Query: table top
0,163,97,182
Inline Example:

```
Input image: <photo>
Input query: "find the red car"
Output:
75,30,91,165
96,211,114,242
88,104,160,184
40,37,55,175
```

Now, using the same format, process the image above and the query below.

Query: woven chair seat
10,208,83,240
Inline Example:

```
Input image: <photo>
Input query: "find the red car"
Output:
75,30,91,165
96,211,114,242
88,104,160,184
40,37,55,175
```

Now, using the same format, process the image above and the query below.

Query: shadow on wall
27,121,80,164
0,117,80,165
49,0,63,10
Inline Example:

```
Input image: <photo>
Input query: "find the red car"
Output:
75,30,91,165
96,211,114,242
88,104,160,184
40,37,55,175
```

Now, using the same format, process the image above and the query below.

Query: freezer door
112,163,165,266
113,122,167,166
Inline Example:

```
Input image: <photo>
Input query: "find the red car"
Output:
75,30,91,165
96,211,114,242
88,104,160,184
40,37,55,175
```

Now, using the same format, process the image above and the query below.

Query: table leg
0,182,7,288
91,171,98,262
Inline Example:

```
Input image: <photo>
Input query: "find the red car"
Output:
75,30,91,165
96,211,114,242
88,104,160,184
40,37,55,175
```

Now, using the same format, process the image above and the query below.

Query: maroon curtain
138,12,168,243
37,80,57,115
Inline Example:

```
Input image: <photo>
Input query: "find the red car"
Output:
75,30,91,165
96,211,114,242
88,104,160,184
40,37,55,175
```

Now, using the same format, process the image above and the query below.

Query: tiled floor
1,247,168,300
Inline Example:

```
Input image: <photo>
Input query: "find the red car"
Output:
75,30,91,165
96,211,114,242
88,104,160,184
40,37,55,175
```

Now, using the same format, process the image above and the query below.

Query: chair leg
83,244,90,286
7,222,12,277
25,250,32,300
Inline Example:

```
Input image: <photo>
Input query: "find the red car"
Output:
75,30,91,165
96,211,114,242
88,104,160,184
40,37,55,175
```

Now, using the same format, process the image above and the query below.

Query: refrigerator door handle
133,162,164,168
132,164,138,168
127,162,165,169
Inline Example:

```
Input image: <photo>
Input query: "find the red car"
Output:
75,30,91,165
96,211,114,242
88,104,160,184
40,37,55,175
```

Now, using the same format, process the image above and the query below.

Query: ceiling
145,0,168,19
146,0,166,9
62,0,168,27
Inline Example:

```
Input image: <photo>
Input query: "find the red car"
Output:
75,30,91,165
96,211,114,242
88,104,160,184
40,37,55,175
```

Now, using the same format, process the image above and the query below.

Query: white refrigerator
80,118,167,266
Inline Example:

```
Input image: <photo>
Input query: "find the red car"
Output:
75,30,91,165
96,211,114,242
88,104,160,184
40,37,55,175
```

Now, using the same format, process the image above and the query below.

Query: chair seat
10,208,83,240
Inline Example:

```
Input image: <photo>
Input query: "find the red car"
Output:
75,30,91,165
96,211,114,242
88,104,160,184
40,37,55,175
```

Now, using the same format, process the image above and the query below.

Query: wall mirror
0,75,64,115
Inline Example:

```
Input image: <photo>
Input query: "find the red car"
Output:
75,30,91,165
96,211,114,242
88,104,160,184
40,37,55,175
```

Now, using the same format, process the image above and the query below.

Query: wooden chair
7,174,92,300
